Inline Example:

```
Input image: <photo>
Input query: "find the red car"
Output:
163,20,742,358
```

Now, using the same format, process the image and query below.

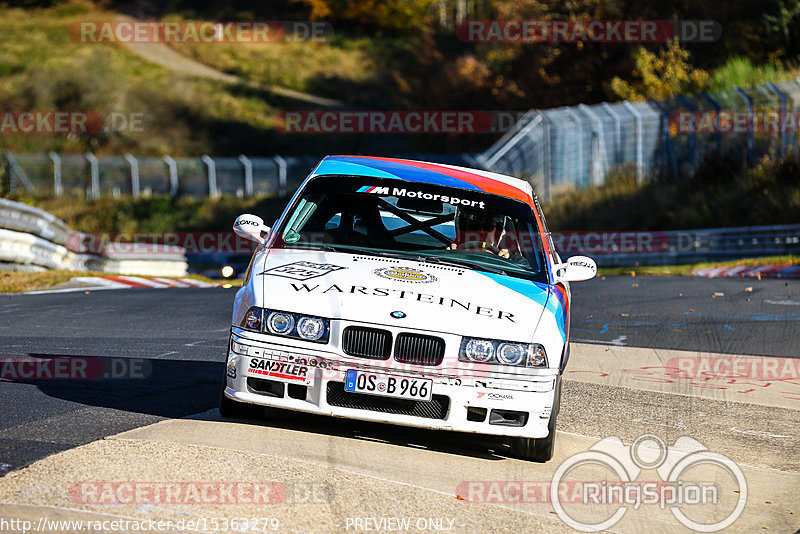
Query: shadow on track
3,354,222,418
192,405,512,462
4,354,511,462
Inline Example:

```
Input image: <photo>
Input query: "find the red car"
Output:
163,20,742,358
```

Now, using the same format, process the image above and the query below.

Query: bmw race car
221,156,596,462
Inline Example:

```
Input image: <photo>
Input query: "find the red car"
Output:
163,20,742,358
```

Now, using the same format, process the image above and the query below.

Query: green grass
167,30,378,104
708,57,795,92
0,2,375,156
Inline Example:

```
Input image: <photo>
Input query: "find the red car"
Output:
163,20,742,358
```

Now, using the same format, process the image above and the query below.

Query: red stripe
350,156,534,206
346,156,554,264
249,368,305,381
355,156,553,258
104,276,151,288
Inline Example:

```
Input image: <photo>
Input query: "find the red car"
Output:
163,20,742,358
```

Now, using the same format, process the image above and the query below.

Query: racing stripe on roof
313,155,553,261
349,156,533,205
315,156,482,190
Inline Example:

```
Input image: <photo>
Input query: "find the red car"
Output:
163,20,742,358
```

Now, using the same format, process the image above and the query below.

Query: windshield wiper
421,256,508,276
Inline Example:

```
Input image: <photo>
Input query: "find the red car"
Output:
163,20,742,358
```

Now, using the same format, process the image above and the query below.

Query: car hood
252,249,551,341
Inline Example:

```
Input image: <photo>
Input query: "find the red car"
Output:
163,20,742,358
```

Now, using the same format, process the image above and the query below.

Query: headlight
528,345,546,367
297,316,325,341
267,312,295,334
241,307,262,331
240,308,330,343
497,343,526,365
459,337,547,368
465,339,494,362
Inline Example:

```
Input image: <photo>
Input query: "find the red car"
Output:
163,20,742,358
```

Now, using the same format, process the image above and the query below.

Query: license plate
344,370,432,401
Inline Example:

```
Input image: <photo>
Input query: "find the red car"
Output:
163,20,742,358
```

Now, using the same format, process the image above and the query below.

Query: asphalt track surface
0,275,798,532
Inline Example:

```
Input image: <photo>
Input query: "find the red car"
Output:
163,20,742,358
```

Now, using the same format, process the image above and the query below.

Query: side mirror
233,214,270,244
555,255,597,282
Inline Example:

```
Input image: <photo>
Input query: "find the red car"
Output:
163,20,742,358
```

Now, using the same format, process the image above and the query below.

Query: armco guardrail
0,198,71,245
0,199,187,276
555,224,800,266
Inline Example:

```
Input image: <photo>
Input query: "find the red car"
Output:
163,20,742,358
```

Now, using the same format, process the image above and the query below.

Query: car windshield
274,175,549,282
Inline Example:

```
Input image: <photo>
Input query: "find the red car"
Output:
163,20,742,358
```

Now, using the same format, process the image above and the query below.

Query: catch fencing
3,79,800,201
1,152,476,200
1,153,319,199
478,79,800,199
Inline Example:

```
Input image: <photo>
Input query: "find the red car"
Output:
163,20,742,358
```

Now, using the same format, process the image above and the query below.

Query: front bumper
224,329,560,439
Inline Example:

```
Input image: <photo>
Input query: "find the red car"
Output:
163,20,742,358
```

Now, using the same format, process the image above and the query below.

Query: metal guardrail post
461,154,482,170
273,155,287,197
601,103,623,166
766,82,787,157
648,99,679,181
541,113,552,202
85,153,99,200
124,154,140,197
701,93,722,156
733,86,754,163
238,155,253,197
483,111,542,170
5,152,36,195
564,108,586,188
578,104,608,187
49,152,62,197
163,156,179,197
623,102,644,183
1,155,10,195
201,155,218,197
676,96,696,175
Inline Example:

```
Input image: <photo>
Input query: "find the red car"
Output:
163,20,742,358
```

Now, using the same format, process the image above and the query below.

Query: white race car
221,156,596,461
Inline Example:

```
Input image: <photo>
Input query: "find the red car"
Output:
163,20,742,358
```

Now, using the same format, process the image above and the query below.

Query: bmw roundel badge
390,311,407,319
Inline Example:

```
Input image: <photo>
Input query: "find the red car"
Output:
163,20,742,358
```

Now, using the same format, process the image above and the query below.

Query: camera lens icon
629,434,667,470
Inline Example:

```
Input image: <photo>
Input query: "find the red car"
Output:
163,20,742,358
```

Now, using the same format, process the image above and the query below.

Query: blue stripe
314,156,482,191
475,272,566,343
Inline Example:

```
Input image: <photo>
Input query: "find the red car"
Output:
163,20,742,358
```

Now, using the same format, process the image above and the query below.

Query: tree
610,40,709,101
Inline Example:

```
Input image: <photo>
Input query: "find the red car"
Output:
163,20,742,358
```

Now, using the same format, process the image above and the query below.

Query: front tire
510,378,561,462
219,375,263,419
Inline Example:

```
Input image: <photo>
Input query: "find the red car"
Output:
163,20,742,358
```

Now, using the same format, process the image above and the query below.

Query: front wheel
510,412,557,462
510,378,561,462
219,376,263,419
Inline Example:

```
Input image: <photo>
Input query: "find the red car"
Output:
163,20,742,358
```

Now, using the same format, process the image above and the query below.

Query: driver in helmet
450,208,512,259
